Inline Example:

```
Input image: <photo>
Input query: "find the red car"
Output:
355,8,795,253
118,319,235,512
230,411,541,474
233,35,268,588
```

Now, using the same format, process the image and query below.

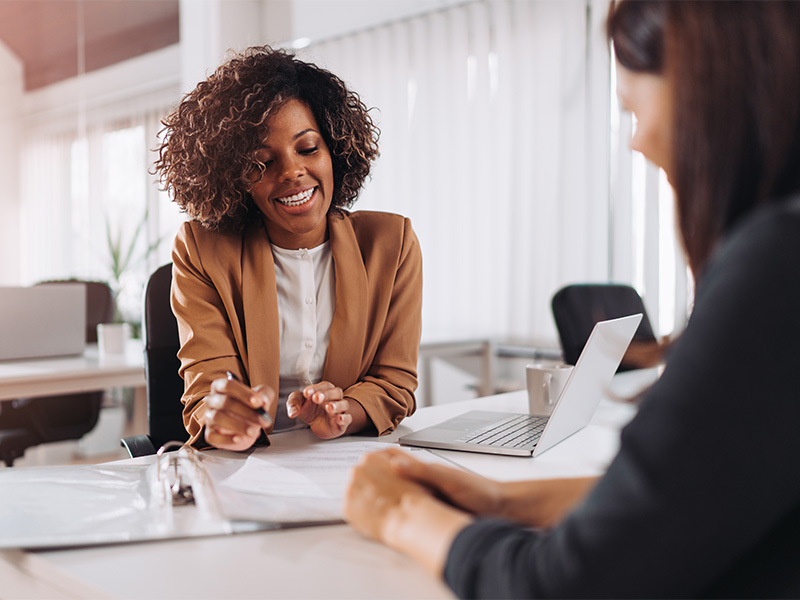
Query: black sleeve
444,202,800,599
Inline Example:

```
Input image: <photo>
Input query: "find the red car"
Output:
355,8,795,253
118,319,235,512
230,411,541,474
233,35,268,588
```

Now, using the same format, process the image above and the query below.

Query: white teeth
276,188,315,206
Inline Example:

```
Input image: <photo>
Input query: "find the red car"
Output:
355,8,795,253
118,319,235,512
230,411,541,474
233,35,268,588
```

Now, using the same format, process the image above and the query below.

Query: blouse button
305,297,313,304
305,340,313,348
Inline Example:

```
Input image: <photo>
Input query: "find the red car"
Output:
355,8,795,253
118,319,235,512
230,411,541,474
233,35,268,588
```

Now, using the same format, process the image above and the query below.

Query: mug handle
544,372,553,406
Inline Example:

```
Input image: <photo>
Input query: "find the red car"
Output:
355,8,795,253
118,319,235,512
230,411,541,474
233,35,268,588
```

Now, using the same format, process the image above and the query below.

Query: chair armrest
120,434,157,457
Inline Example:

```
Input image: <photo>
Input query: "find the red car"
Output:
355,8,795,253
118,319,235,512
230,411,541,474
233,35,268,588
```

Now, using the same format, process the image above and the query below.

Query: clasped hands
204,376,355,451
343,448,598,574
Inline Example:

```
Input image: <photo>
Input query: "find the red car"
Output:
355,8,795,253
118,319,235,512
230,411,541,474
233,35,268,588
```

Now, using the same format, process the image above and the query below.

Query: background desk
0,341,145,401
0,341,148,462
1,371,653,599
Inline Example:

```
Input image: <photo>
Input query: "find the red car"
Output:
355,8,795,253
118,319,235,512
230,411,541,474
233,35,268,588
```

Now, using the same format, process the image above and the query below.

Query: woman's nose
279,155,304,181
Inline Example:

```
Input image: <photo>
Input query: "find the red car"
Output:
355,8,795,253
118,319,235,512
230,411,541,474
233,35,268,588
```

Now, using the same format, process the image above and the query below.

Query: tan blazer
171,210,422,445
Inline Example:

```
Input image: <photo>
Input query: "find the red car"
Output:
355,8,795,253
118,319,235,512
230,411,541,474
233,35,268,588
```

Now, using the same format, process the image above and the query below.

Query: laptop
0,284,87,361
399,314,642,457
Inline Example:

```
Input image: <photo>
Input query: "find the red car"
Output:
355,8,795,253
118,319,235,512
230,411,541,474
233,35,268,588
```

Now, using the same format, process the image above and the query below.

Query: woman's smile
275,186,317,208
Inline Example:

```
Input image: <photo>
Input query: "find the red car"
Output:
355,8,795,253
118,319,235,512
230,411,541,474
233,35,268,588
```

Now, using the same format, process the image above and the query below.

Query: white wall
0,40,22,284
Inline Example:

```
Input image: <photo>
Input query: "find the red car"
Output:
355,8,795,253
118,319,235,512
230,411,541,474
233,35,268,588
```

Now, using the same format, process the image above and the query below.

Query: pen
226,371,272,424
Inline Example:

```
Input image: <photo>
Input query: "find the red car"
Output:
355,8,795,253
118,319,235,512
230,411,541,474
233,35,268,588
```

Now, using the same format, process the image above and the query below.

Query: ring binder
0,441,234,549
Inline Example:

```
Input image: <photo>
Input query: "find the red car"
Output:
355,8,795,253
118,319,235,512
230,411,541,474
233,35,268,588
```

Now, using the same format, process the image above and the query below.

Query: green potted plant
104,208,164,339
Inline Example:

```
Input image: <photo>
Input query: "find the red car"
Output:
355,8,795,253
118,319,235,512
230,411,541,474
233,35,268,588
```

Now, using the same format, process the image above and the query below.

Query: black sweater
445,195,800,599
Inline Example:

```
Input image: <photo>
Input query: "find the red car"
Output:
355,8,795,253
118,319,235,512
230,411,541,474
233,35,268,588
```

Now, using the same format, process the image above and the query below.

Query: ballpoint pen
226,371,272,425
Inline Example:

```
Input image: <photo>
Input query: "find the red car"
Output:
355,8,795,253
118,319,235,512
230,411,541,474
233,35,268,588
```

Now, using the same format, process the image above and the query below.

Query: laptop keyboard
455,414,549,449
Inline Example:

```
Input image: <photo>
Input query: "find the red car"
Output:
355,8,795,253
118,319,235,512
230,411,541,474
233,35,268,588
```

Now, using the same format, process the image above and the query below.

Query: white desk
0,371,653,600
0,341,145,402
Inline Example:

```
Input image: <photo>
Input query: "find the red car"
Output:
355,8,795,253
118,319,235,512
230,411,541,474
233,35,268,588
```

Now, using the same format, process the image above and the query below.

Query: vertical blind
301,0,687,345
20,109,180,324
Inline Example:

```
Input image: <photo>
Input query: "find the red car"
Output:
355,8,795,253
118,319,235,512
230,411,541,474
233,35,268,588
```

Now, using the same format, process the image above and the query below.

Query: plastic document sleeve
0,443,268,550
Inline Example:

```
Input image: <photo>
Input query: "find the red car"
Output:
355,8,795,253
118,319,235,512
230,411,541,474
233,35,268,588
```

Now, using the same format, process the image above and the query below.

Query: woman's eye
299,146,318,156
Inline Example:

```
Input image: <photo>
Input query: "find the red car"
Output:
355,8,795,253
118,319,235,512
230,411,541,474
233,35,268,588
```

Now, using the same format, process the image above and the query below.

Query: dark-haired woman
344,2,800,597
155,47,421,451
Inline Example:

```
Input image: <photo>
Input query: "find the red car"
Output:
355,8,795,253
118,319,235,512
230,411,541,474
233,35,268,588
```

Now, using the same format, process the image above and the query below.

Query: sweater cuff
444,518,542,599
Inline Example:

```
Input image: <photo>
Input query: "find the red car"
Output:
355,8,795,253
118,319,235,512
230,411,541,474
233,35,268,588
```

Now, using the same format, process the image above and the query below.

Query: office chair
551,283,660,372
121,264,188,457
0,280,115,466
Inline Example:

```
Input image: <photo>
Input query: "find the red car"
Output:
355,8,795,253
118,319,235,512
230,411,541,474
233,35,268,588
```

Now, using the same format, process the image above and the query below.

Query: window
20,111,180,326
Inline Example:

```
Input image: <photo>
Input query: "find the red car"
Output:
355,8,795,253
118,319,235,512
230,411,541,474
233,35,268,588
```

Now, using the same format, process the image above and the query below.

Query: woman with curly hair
344,1,800,597
154,46,421,451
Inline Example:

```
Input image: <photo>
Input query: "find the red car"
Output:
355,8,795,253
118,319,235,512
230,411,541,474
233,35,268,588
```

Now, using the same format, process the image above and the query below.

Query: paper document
200,436,448,524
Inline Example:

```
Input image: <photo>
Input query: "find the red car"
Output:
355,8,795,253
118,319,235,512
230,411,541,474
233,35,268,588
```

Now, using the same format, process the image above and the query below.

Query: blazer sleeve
171,223,245,446
344,217,423,435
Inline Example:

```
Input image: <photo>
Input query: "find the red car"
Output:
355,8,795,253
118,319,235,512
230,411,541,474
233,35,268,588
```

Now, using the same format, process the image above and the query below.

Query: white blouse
270,242,335,431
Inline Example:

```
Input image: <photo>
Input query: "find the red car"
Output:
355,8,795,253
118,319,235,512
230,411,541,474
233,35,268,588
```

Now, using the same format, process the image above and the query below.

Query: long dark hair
608,1,800,278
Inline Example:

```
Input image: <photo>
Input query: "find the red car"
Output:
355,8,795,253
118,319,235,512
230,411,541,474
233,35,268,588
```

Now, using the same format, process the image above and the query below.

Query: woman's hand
286,381,367,439
354,447,597,529
203,375,275,451
344,448,473,576
387,447,506,516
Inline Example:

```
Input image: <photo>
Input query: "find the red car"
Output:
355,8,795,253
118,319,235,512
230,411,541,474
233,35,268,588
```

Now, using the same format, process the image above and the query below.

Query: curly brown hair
153,46,380,233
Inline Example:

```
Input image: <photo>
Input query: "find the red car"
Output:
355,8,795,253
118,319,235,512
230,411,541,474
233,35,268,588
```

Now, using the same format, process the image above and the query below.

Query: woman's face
616,63,674,179
250,98,334,249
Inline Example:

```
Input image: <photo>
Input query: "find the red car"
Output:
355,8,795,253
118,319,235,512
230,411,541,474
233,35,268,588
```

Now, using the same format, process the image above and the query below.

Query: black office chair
0,280,115,466
121,264,188,457
551,283,660,372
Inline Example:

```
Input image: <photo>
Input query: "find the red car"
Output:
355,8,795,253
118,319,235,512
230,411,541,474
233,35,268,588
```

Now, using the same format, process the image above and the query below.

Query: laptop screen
0,285,86,361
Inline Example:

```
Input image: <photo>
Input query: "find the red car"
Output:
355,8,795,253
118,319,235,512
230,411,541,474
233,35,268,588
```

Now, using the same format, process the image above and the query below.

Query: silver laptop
400,314,642,457
0,284,86,361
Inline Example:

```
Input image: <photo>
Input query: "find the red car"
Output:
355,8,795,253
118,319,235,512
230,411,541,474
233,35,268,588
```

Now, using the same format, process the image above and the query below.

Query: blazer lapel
241,223,281,418
324,214,369,387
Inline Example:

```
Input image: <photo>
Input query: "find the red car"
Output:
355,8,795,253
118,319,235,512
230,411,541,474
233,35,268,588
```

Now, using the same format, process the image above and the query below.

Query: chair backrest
551,283,657,371
143,264,188,448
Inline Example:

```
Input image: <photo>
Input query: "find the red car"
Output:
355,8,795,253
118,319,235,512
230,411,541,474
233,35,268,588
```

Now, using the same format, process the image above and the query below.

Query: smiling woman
248,99,335,249
153,46,422,452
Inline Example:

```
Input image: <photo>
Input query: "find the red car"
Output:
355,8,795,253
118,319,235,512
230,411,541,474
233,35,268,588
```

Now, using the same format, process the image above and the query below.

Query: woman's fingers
206,404,261,437
204,426,256,452
288,383,346,418
286,391,305,419
204,375,276,450
330,410,352,434
212,376,268,412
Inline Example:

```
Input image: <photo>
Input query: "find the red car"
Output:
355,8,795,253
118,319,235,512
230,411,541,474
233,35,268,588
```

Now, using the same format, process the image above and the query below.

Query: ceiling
0,0,179,91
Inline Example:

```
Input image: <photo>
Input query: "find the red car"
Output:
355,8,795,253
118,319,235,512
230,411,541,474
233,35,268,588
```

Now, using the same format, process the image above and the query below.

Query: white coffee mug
526,363,574,416
97,322,130,357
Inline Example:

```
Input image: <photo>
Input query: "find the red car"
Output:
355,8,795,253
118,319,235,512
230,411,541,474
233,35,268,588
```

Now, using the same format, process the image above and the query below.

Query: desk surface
1,370,655,600
0,341,145,401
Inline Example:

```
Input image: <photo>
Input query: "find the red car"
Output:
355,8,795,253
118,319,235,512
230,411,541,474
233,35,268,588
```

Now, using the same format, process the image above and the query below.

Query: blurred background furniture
121,264,187,457
551,283,661,372
0,280,114,466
